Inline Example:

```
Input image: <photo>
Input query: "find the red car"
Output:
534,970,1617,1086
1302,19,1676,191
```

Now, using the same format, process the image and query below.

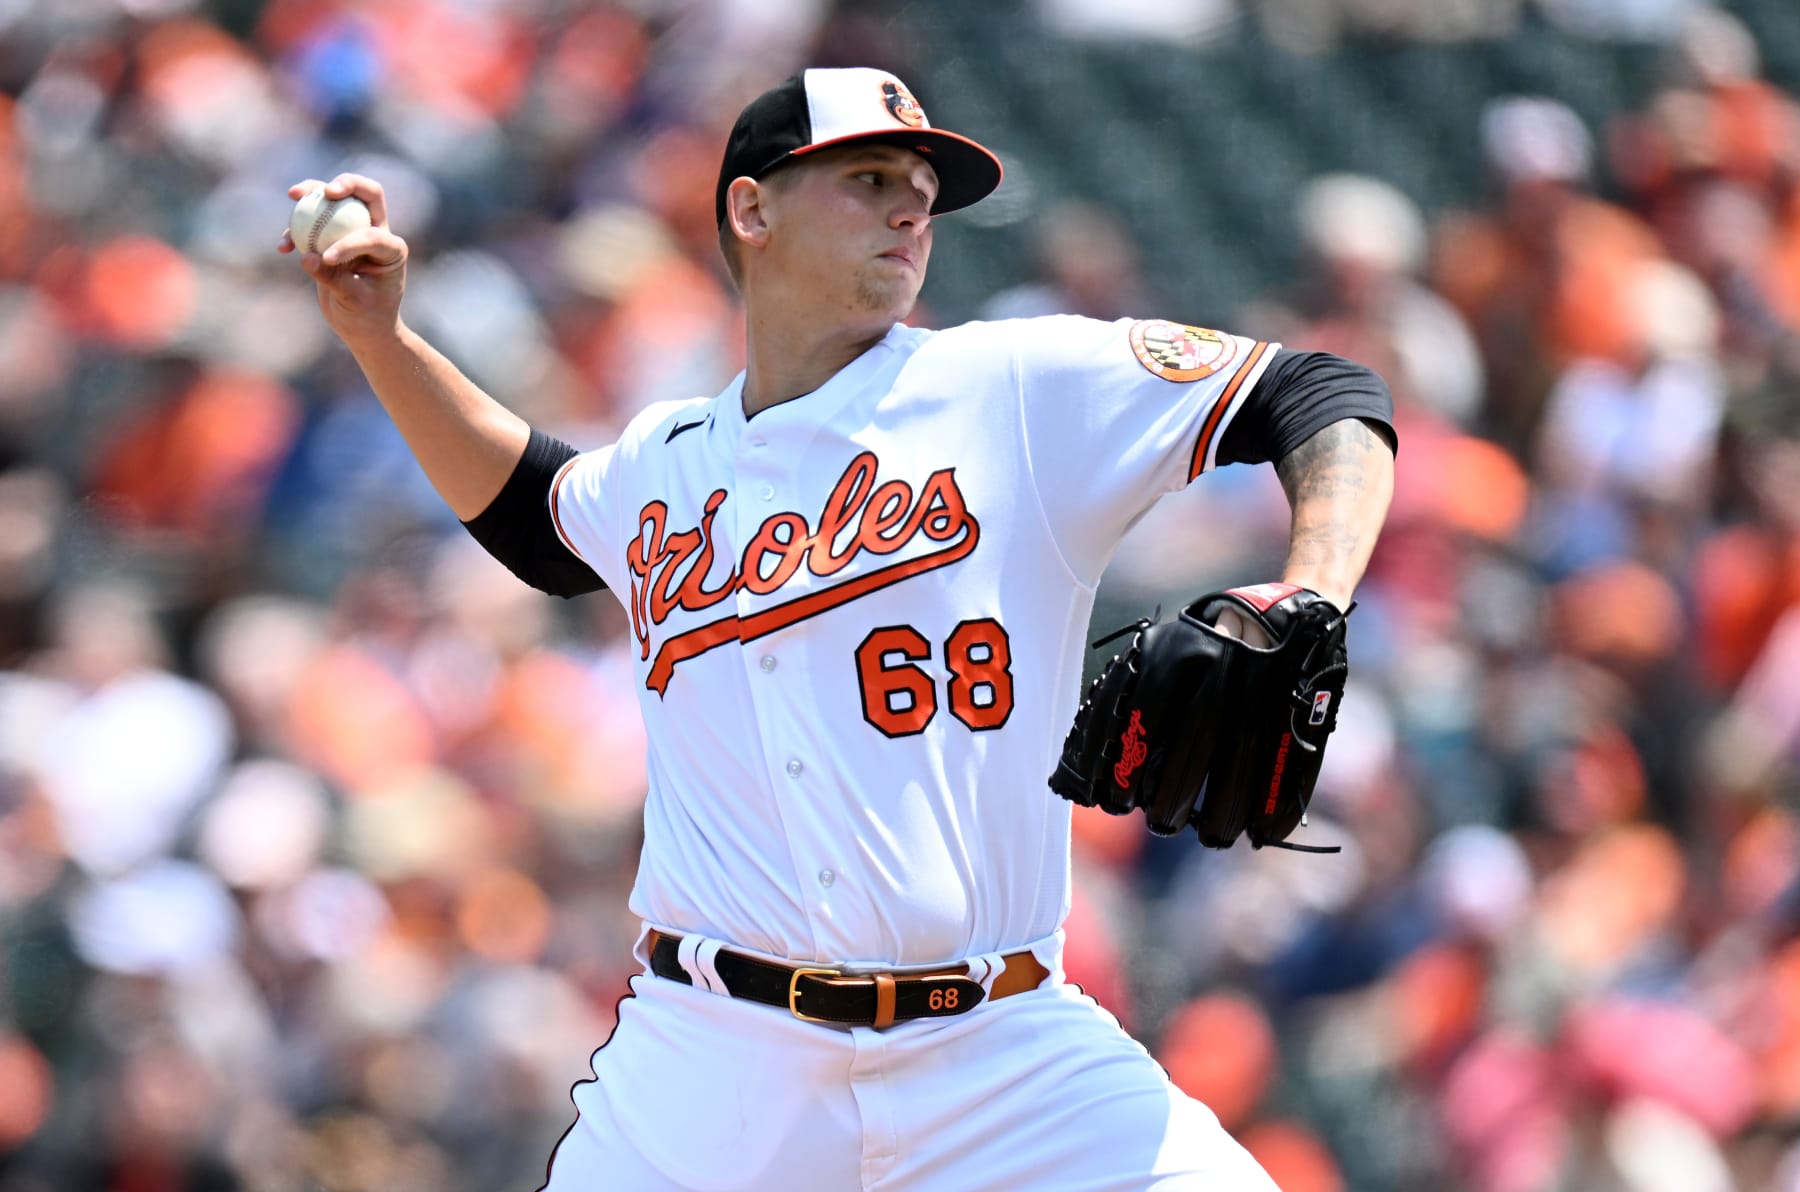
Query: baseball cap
715,68,1003,226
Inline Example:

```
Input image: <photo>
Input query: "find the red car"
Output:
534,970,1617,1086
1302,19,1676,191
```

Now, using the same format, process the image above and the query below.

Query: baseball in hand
289,188,372,255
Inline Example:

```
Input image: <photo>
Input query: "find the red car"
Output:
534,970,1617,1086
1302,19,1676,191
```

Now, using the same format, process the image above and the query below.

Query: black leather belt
647,930,1048,1029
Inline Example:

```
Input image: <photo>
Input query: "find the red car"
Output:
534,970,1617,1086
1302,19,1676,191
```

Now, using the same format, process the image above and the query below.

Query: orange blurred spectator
286,643,437,792
92,366,299,543
1536,823,1686,978
0,1033,53,1150
1551,560,1684,675
1157,991,1277,1132
1775,189,1800,325
456,866,555,966
1696,523,1800,690
1610,10,1800,234
76,236,199,350
0,95,36,280
1390,942,1488,1075
373,2,536,118
1239,1120,1344,1192
1755,940,1800,1119
1432,96,1665,455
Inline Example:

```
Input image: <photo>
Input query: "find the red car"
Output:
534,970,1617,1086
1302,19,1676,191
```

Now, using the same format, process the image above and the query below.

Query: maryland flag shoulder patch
1128,320,1232,382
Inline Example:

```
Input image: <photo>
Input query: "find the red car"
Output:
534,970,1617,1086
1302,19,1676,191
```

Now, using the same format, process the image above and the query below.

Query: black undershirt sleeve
460,427,607,598
1215,348,1398,467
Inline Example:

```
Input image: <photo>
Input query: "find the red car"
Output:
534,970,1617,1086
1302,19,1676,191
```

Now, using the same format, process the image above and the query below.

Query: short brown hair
718,218,746,289
716,164,803,290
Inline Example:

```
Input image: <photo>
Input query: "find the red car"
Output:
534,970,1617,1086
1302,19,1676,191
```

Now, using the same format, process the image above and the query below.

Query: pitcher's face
757,144,938,327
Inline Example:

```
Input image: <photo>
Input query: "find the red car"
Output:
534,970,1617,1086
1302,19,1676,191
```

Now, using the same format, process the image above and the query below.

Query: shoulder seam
1187,339,1280,481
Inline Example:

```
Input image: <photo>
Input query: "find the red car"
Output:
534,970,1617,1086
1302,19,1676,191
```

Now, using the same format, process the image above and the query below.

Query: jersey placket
729,413,843,954
715,336,910,962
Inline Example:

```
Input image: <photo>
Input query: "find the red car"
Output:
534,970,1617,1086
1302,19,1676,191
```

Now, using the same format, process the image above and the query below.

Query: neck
741,307,895,418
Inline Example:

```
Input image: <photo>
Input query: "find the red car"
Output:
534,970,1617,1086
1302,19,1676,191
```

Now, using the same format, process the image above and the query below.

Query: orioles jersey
547,314,1278,968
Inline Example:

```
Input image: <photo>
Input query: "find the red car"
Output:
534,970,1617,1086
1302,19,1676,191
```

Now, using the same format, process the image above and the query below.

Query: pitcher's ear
726,177,772,250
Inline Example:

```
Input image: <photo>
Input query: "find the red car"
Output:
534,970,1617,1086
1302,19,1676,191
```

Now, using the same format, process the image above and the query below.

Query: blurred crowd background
3,0,1800,1189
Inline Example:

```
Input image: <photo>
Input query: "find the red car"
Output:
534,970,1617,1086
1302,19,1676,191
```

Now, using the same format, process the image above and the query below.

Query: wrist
340,317,413,359
1280,573,1353,611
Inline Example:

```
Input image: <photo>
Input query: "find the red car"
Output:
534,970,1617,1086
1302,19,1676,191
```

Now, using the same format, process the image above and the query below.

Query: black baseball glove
1049,584,1350,852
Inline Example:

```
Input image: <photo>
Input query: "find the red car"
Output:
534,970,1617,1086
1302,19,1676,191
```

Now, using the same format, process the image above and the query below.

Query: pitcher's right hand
280,174,408,348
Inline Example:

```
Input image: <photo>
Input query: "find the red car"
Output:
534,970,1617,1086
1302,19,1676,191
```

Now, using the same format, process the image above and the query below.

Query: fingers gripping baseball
280,174,408,345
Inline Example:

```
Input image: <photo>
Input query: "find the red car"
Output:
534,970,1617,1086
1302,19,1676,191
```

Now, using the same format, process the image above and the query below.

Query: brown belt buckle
787,966,843,1023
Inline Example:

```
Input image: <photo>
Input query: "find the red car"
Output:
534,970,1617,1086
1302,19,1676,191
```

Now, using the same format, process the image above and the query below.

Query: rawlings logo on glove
1048,584,1350,853
1115,711,1148,788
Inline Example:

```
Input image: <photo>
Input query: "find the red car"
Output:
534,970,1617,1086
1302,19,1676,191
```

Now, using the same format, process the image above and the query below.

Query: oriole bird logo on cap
882,81,927,129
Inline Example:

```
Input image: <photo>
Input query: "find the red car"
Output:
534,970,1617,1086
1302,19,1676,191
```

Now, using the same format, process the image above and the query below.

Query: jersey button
759,484,774,501
818,869,835,887
760,655,777,673
786,759,804,778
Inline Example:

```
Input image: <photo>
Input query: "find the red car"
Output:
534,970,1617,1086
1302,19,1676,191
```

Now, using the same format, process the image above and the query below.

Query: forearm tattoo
1275,418,1391,582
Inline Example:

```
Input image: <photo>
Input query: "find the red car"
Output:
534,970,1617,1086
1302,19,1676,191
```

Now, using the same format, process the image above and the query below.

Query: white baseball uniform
536,314,1283,1191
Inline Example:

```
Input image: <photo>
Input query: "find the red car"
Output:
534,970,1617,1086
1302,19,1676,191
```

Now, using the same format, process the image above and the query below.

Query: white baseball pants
538,967,1279,1191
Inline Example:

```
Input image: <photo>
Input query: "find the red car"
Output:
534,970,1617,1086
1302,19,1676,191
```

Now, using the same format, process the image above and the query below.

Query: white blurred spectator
1159,826,1370,976
169,959,283,1094
69,860,241,976
1313,677,1398,811
0,468,62,603
1534,258,1726,507
1665,6,1764,88
1422,825,1535,943
343,766,492,882
407,249,563,409
1030,0,1238,47
1538,0,1709,43
1705,601,1800,792
254,866,392,964
1604,1098,1734,1192
560,204,682,305
1296,173,1485,425
326,929,448,1035
196,594,330,750
1300,173,1428,276
1482,95,1594,185
183,267,335,377
32,584,235,876
196,760,334,891
0,287,75,426
464,965,612,1102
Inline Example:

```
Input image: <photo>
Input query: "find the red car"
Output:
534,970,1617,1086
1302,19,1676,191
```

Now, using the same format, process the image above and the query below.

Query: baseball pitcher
283,68,1396,1191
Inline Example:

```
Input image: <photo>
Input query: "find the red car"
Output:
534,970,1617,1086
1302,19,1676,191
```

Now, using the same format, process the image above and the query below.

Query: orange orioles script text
626,451,981,695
